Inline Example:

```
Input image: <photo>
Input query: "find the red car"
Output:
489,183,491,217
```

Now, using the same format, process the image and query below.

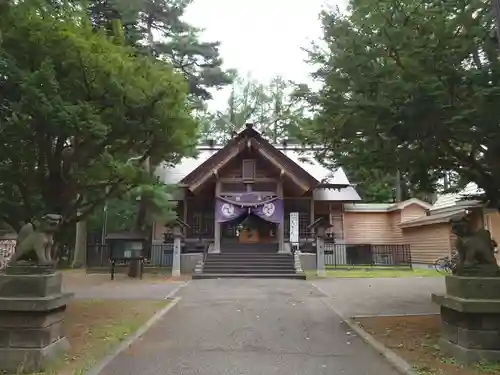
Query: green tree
87,182,177,234
302,0,500,205
87,0,235,107
200,75,308,143
0,0,197,232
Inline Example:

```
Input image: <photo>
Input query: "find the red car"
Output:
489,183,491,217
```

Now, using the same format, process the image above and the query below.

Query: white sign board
289,212,299,245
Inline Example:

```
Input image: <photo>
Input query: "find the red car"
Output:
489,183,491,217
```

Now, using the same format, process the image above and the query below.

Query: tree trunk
494,0,500,46
72,217,87,268
395,170,402,202
129,157,151,278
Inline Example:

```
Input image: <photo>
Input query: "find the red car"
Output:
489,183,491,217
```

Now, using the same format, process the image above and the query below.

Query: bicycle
434,251,459,274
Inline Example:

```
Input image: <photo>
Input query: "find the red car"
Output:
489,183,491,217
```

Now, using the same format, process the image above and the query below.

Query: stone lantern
170,219,189,277
307,217,332,277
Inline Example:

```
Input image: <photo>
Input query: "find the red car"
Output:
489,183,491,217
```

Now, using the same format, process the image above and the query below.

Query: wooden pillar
310,197,315,225
214,179,221,253
277,179,285,252
183,192,188,226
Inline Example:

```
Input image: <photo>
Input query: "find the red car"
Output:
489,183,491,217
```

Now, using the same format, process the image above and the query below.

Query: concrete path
98,279,400,375
312,277,445,317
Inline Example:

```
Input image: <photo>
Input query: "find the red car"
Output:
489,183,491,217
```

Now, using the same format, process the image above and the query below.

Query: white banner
290,212,299,245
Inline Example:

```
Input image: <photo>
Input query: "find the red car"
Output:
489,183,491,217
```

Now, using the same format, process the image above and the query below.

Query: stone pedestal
0,264,73,373
316,236,326,277
432,275,500,364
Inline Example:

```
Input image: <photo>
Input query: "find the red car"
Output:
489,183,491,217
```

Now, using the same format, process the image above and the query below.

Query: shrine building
153,123,362,256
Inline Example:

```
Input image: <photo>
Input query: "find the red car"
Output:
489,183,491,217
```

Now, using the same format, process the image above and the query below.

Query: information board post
289,212,299,253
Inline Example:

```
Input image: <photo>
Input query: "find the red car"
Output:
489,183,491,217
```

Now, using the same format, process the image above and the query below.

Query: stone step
220,251,279,254
201,267,296,274
193,273,306,280
208,254,291,258
207,256,293,259
203,264,294,270
204,258,293,263
204,262,294,267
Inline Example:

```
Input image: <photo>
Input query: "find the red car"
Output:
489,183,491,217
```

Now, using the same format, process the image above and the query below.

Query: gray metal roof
155,145,345,185
399,207,467,228
154,144,360,201
313,186,361,201
432,182,483,210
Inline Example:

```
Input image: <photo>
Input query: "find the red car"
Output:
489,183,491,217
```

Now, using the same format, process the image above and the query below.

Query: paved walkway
98,279,400,375
312,277,445,317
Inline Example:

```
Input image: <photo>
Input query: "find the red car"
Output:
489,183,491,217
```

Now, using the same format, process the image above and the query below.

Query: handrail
203,240,210,263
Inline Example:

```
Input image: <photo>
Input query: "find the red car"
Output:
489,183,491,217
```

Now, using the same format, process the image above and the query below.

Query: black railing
299,242,412,268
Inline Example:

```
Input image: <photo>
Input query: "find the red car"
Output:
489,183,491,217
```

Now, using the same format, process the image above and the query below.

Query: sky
184,0,347,110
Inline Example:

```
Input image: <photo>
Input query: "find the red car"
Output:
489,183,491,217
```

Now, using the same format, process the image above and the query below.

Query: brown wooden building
153,124,362,253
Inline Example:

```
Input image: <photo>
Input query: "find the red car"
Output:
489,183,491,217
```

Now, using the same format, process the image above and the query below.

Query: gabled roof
175,126,327,192
153,125,362,201
399,185,486,229
155,125,351,187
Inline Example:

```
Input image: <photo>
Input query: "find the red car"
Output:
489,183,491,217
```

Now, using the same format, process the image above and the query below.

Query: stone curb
84,292,184,375
311,282,417,375
165,279,190,299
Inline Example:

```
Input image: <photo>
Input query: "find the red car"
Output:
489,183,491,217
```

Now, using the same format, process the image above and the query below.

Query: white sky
184,0,348,110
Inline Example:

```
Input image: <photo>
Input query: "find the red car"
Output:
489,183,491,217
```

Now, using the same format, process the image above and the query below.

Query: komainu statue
8,214,63,266
451,217,500,277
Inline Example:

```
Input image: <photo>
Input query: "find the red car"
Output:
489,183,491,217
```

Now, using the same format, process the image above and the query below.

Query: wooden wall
402,224,453,264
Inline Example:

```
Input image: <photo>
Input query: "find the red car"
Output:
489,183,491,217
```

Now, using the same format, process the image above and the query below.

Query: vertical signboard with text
289,212,299,251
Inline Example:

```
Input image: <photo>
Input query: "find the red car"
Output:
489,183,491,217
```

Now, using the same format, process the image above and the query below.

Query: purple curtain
219,193,277,207
251,199,284,224
215,199,247,223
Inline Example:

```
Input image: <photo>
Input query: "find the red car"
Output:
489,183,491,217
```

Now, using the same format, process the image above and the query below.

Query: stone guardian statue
8,214,63,266
450,216,500,277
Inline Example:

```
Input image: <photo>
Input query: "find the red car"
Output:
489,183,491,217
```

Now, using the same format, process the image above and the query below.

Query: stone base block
0,272,62,298
0,337,70,373
0,270,72,373
445,275,500,300
5,264,56,276
0,308,66,328
439,338,500,365
0,314,64,348
432,293,500,313
0,292,73,311
434,277,500,364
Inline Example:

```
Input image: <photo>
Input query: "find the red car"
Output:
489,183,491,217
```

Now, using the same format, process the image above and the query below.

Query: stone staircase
193,243,306,279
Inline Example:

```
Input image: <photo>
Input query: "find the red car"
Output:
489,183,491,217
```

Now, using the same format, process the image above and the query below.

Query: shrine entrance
237,214,277,244
216,194,283,249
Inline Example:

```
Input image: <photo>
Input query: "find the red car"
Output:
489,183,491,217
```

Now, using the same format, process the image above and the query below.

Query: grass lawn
38,299,169,375
306,267,444,279
356,315,500,375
